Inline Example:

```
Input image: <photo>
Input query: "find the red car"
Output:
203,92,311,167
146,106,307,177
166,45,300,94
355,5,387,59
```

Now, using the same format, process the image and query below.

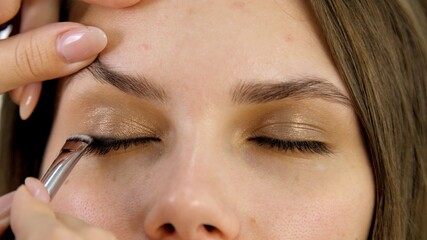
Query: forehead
71,0,345,94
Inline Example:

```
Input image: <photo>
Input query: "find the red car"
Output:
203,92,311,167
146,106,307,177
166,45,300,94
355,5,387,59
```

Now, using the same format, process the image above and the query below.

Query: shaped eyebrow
85,59,167,102
232,78,352,107
80,59,351,107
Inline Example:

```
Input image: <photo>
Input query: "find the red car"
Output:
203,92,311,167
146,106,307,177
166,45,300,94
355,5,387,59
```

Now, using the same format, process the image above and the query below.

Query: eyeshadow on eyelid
78,106,160,138
253,123,326,141
237,103,348,143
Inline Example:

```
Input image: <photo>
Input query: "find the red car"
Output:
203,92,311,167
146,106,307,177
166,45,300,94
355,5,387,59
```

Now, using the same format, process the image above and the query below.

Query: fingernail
57,26,107,63
19,83,42,120
0,192,14,220
24,177,50,203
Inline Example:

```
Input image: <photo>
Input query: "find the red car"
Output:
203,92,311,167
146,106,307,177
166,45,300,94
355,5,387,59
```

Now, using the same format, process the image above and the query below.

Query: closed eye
86,137,161,156
248,136,331,154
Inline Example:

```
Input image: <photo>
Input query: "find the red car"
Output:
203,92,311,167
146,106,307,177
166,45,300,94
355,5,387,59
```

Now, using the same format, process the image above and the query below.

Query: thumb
0,22,107,93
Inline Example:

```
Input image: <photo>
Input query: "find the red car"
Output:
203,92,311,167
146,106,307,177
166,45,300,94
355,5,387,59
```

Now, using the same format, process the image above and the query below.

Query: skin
40,0,375,239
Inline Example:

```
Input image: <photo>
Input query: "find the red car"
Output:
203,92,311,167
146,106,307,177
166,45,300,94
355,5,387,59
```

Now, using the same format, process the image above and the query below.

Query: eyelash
86,136,330,156
87,137,161,156
248,136,331,154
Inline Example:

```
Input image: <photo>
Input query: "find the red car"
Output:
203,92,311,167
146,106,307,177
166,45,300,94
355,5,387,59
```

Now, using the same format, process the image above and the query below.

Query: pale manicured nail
19,83,41,120
0,192,14,221
57,26,107,63
24,177,50,203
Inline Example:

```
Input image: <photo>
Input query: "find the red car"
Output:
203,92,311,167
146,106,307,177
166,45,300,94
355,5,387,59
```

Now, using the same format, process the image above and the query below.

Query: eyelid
248,122,327,142
81,105,165,139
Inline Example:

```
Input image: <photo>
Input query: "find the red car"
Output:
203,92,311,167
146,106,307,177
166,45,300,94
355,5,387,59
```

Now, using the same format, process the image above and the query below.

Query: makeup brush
40,135,94,199
0,135,94,240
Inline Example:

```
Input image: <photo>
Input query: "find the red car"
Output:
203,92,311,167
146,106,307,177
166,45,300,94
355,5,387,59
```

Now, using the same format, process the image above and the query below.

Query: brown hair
1,1,426,239
309,0,427,239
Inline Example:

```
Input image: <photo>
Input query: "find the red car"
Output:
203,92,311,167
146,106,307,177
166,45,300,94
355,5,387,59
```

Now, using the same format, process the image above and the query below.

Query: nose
144,193,240,239
143,153,240,239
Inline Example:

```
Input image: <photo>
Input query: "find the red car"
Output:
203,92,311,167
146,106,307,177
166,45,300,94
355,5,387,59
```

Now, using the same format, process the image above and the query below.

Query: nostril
162,223,176,234
203,224,217,232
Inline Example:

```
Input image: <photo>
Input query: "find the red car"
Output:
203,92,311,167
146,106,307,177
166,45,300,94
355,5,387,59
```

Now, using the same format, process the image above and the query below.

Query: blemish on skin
187,7,195,15
139,43,151,51
284,33,293,43
110,173,118,183
293,175,300,183
231,1,246,10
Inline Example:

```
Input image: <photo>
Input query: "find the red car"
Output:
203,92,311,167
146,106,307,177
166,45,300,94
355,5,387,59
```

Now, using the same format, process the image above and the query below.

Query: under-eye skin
86,136,162,156
248,136,332,154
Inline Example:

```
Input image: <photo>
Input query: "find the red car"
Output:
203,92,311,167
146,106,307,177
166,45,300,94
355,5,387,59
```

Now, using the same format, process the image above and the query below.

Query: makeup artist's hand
0,191,14,235
4,178,117,240
1,0,142,120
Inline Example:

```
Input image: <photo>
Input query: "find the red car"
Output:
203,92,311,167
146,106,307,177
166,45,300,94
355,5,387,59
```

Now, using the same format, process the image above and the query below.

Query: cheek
261,195,372,240
49,154,157,235
239,156,374,240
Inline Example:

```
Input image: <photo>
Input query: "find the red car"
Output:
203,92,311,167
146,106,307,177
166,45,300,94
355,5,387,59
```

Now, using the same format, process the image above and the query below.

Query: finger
0,22,107,93
81,0,141,8
9,83,42,120
10,87,24,104
56,214,118,240
19,82,42,120
0,192,15,235
11,178,116,240
10,178,69,240
0,0,21,24
21,0,59,32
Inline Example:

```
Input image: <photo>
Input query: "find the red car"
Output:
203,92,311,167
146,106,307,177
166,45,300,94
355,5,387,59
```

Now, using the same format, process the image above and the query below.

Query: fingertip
0,0,21,24
57,26,107,63
11,181,55,239
24,177,50,203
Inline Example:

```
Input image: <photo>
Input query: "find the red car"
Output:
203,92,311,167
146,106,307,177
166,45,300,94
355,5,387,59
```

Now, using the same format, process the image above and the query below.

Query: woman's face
43,0,374,239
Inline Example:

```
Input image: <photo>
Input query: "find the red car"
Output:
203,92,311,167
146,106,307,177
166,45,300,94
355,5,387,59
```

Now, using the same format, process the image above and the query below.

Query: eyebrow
82,60,351,107
85,59,167,102
232,78,352,107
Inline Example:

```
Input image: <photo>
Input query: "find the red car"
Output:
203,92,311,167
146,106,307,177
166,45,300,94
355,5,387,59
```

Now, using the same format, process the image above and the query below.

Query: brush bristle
67,135,94,144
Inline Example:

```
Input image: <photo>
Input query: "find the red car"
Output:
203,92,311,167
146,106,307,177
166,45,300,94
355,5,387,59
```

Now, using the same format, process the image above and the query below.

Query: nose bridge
169,114,224,186
143,121,240,239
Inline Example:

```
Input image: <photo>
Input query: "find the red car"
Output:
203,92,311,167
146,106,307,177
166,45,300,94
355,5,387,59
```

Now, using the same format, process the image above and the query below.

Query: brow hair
232,78,352,107
86,59,167,102
82,60,351,108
